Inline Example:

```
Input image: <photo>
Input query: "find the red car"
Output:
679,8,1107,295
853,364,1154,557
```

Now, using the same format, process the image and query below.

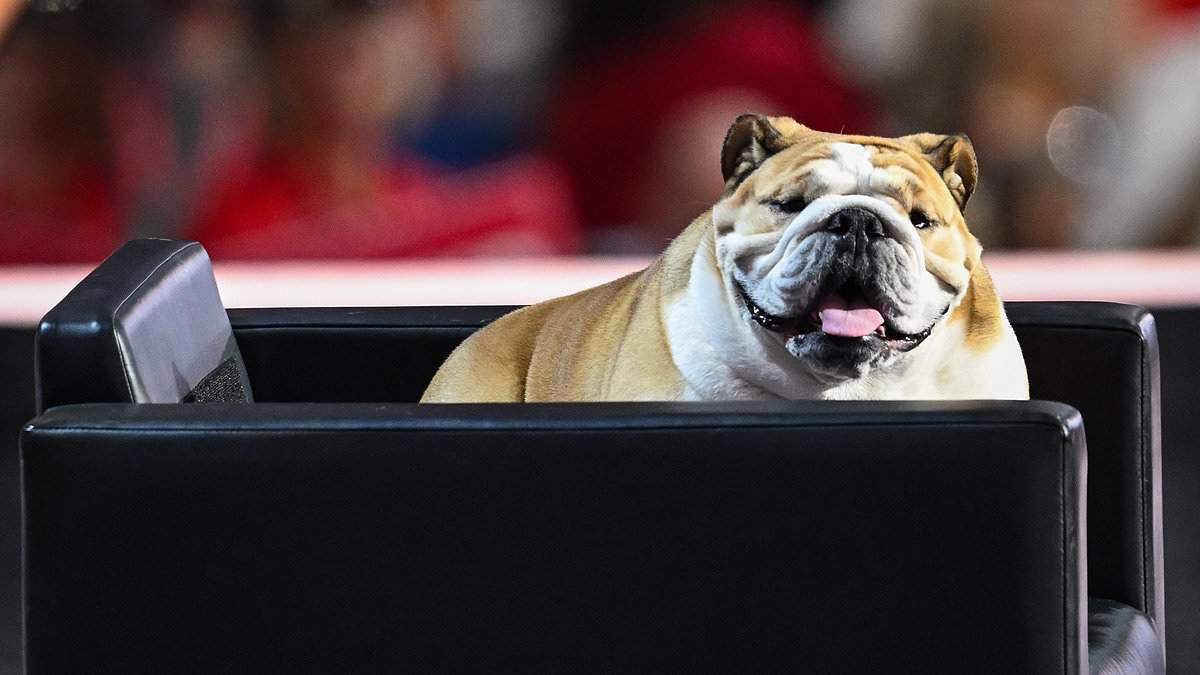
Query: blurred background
6,3,1200,673
2,0,1200,262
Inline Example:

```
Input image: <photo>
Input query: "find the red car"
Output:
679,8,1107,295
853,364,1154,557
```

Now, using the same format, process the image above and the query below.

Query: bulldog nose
825,207,885,239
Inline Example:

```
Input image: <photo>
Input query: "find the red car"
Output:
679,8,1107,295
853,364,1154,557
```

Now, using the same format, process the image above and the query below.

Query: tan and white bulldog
422,115,1028,402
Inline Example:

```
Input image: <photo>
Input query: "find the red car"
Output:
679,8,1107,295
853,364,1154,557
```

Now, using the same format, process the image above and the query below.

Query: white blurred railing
3,250,1199,325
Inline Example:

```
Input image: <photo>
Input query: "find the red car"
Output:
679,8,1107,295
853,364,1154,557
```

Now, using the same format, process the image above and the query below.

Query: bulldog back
420,262,688,402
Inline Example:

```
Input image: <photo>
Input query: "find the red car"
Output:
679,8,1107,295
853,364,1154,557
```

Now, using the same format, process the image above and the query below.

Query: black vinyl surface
2,304,1199,672
23,402,1084,674
0,327,32,675
1007,303,1161,625
1154,307,1200,672
230,305,508,404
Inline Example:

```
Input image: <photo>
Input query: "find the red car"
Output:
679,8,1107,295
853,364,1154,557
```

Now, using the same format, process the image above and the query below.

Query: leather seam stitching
1140,336,1151,619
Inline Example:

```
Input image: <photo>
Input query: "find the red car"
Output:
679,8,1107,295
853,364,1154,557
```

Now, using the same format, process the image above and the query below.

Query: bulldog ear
721,114,789,188
904,133,978,211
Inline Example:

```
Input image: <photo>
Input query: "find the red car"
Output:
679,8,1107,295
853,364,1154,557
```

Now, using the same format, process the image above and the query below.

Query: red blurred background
2,0,1200,263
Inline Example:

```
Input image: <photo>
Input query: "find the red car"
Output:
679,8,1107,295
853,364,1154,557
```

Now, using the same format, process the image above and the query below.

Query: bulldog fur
422,115,1029,402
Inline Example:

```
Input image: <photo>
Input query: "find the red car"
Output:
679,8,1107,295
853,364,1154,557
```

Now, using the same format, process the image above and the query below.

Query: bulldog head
708,114,983,387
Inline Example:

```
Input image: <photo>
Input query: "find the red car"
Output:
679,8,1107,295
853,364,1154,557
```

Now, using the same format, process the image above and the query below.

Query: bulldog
421,115,1028,402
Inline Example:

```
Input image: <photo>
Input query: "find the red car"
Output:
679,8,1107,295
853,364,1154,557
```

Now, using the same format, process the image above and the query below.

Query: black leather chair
227,304,1167,675
22,240,1164,673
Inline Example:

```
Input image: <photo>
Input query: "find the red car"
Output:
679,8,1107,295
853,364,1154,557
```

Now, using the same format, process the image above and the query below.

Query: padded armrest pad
24,401,1087,673
37,239,250,410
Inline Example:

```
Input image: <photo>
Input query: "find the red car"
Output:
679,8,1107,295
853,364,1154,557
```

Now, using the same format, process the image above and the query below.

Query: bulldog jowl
737,273,938,375
731,201,948,380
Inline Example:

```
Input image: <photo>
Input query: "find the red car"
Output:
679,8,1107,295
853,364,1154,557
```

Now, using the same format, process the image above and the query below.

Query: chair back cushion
22,401,1086,674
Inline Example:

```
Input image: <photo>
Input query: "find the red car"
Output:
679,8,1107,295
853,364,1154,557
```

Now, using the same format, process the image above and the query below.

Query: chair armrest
24,400,1086,673
37,239,250,410
1009,302,1163,629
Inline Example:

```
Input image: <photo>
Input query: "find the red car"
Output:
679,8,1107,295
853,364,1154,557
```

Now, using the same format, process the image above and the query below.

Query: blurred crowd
2,0,1199,263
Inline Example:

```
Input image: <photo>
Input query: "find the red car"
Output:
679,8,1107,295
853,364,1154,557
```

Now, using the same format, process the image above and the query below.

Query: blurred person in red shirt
188,0,578,259
545,0,876,253
0,10,121,264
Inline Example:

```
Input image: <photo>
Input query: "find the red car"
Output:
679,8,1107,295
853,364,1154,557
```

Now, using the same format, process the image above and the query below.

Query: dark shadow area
0,327,35,675
1151,308,1200,673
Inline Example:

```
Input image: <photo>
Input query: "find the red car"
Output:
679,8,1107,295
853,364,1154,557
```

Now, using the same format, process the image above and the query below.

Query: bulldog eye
768,196,809,214
909,210,935,229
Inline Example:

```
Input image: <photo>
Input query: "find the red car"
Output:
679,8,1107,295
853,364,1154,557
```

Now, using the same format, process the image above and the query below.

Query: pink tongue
817,293,885,338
